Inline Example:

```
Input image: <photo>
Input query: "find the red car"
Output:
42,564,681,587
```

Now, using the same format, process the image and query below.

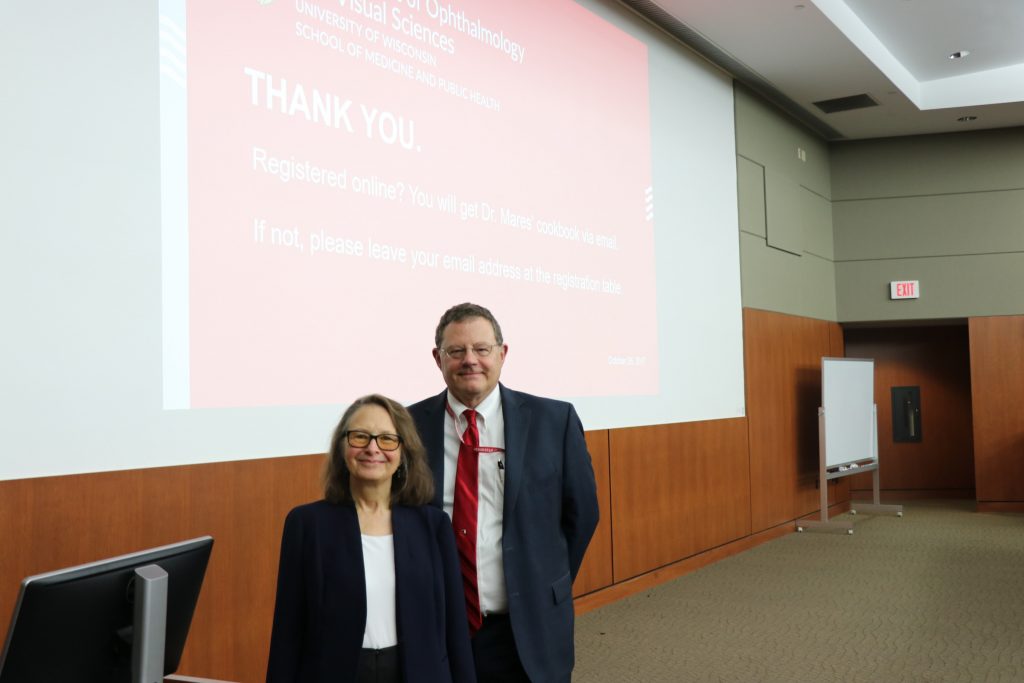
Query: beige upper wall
830,129,1024,199
734,85,837,321
734,81,1024,323
831,128,1024,321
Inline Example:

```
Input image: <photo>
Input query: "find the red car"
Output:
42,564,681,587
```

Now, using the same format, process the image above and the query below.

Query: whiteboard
822,358,876,468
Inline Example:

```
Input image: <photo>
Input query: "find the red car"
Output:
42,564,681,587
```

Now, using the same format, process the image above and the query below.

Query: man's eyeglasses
439,343,501,361
344,430,402,451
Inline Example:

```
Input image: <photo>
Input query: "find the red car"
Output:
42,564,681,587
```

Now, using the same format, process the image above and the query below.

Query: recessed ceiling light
957,115,978,122
949,50,970,59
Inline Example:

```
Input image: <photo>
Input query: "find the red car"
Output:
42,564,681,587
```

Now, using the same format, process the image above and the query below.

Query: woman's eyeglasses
344,430,402,451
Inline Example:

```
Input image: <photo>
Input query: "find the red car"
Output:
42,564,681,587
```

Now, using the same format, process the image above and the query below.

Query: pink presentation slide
185,0,656,407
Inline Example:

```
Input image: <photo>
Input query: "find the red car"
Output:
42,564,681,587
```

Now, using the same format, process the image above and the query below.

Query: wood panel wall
1,307,854,681
573,431,613,596
969,315,1024,508
0,441,614,683
844,325,975,496
575,309,850,613
0,455,323,683
743,308,847,532
607,418,750,582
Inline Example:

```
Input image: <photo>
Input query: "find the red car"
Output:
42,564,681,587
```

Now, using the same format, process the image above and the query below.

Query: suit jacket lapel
391,505,409,585
421,391,447,509
500,384,529,518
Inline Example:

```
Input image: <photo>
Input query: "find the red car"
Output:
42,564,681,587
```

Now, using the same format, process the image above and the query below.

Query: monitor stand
132,564,168,683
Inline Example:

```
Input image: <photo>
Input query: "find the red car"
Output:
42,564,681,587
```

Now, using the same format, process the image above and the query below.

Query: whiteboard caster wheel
850,510,857,515
897,511,903,517
796,526,804,533
847,529,854,535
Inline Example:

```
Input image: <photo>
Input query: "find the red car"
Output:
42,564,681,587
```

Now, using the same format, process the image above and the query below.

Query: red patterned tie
452,408,483,635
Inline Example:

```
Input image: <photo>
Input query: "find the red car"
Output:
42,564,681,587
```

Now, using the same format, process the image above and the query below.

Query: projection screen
0,0,744,480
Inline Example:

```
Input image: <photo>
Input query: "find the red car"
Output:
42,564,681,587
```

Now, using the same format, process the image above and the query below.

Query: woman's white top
361,534,398,649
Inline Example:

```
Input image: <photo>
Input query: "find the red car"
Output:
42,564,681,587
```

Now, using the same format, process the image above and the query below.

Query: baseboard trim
977,501,1024,513
849,488,974,501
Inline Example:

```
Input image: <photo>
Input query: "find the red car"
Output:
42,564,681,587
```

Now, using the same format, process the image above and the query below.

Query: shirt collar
446,385,501,424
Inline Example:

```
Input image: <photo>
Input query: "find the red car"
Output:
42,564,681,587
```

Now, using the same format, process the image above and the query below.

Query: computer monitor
0,536,213,683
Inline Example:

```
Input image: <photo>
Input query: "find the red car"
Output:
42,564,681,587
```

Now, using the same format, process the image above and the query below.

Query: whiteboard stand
849,405,903,519
796,405,902,534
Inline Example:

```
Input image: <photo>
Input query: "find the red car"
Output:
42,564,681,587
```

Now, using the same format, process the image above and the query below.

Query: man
408,303,599,683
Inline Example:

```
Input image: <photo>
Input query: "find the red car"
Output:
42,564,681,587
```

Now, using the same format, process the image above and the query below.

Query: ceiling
627,0,1024,141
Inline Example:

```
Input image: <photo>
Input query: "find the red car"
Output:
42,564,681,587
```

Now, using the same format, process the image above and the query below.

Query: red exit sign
890,280,920,299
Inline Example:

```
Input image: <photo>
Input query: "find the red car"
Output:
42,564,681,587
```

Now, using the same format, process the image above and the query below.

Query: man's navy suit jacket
266,501,476,683
408,384,600,683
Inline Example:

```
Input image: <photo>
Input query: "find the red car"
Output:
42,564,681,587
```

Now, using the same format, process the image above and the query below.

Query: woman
267,394,475,683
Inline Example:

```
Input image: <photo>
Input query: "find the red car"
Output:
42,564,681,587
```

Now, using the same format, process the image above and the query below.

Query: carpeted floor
574,501,1024,682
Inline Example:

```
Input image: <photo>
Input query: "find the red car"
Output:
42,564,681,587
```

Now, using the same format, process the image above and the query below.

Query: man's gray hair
434,302,504,348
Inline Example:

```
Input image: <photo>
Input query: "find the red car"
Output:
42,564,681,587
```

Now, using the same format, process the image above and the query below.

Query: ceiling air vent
813,94,878,114
619,0,844,140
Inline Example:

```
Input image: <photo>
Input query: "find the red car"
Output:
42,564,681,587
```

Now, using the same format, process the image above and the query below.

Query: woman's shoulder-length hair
322,394,434,506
